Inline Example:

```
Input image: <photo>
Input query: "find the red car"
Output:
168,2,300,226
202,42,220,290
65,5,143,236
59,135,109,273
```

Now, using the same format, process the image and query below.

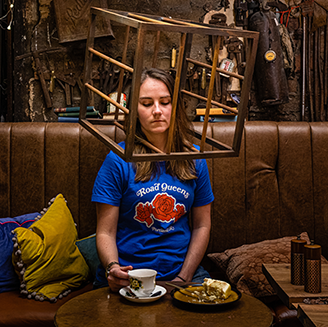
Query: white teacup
128,269,157,297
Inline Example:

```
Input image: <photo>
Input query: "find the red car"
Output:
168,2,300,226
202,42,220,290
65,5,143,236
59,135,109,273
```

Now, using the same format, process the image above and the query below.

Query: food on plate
203,278,232,299
193,278,232,302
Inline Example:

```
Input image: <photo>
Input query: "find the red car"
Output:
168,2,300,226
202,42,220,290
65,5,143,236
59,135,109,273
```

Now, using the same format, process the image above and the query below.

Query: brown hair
132,68,196,182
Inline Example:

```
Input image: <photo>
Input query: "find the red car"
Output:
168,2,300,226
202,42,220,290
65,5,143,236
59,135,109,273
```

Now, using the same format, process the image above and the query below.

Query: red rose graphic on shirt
152,193,176,222
134,192,186,227
134,203,154,227
175,204,185,222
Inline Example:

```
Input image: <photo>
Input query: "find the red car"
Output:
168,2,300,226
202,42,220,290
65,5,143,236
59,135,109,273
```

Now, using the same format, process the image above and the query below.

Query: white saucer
119,285,167,303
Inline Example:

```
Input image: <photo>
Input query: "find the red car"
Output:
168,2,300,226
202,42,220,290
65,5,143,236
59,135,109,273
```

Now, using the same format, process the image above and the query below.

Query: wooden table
296,303,328,327
262,264,328,309
54,282,273,327
263,264,328,327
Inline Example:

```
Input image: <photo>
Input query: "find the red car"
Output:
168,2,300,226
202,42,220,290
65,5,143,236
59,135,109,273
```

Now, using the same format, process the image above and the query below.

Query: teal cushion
76,234,100,281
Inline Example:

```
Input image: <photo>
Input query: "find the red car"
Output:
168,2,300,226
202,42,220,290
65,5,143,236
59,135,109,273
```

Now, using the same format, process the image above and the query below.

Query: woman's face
137,77,172,140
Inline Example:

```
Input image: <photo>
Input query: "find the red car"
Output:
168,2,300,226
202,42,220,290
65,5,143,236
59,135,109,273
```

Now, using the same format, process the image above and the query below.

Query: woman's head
136,68,190,148
137,69,173,149
140,68,175,96
133,68,196,182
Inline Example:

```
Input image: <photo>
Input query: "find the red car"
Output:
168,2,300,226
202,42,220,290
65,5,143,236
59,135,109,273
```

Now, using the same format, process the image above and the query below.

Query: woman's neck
142,130,168,153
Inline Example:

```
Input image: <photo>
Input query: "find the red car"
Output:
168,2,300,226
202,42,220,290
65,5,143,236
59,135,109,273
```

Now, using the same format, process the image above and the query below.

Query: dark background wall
1,0,327,122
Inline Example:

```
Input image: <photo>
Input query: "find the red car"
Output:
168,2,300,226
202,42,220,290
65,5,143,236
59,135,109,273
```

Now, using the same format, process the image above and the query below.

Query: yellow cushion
12,194,89,301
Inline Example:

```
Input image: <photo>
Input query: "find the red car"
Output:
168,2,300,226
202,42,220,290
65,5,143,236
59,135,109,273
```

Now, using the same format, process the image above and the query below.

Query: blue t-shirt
92,142,214,280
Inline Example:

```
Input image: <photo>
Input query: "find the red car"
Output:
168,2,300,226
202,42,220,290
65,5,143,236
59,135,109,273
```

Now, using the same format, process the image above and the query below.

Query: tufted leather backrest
1,122,327,259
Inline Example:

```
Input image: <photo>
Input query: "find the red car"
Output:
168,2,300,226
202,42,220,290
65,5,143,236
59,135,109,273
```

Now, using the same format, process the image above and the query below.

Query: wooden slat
201,36,221,151
135,136,164,153
166,33,187,154
90,7,141,29
91,7,259,38
128,12,172,25
130,150,236,162
113,121,163,154
181,89,238,114
115,25,130,120
88,47,134,73
124,26,145,160
152,31,161,67
186,58,244,80
233,36,258,152
80,119,125,158
194,130,232,151
85,83,129,114
79,13,96,120
179,33,193,92
162,17,208,28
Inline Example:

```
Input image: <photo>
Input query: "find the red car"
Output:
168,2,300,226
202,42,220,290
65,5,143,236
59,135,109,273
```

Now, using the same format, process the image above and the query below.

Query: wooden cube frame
79,8,259,162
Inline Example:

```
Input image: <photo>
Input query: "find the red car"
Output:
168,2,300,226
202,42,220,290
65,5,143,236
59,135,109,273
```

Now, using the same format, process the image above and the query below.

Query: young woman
92,68,214,292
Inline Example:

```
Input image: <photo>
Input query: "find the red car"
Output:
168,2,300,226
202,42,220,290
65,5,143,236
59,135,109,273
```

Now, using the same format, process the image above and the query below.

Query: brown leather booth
1,121,327,326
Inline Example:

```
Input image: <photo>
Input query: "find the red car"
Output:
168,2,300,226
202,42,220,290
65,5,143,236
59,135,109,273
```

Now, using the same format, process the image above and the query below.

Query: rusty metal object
32,52,52,109
53,0,114,43
15,47,73,110
248,8,289,107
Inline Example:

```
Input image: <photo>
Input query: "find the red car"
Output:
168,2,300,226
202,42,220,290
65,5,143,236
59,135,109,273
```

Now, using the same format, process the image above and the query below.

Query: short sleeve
193,159,214,207
91,151,128,206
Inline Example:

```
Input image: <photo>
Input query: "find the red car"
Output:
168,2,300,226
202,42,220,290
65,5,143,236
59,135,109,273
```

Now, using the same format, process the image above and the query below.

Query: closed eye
141,102,153,107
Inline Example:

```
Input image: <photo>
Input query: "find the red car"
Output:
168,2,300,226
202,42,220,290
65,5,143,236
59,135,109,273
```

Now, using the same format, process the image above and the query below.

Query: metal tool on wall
234,0,249,28
15,47,69,110
32,51,53,109
196,68,207,108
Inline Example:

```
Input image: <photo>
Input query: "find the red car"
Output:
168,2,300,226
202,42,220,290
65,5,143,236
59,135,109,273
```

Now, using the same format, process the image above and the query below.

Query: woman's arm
172,203,211,282
96,202,133,292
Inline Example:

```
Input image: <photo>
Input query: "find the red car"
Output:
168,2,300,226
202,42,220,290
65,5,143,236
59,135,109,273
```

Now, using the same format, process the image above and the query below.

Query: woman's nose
152,102,162,115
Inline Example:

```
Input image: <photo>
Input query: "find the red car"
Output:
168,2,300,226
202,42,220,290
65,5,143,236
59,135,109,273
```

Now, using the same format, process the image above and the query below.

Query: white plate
119,285,167,303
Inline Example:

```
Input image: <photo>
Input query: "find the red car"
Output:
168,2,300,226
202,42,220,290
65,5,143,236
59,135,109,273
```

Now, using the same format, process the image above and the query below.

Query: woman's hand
107,265,133,292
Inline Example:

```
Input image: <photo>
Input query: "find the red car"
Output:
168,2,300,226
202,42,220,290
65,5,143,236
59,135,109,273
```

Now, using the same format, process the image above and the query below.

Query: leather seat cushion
0,283,93,327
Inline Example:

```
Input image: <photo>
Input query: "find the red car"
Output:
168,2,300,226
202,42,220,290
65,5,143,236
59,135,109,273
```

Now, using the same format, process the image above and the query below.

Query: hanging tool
225,37,244,75
234,0,249,28
15,47,68,109
32,52,53,109
209,13,227,26
170,44,177,78
171,44,177,68
186,63,196,92
49,70,56,93
196,68,207,108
